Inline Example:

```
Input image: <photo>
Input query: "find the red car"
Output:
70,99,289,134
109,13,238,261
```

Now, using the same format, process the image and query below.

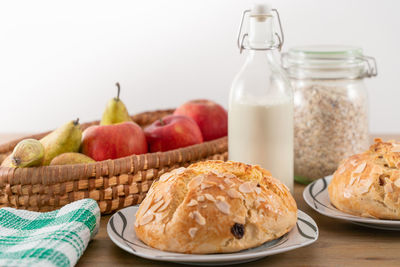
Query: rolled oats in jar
283,46,377,183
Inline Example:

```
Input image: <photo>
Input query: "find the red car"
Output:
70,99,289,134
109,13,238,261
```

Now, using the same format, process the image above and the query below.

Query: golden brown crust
328,139,400,219
134,160,297,254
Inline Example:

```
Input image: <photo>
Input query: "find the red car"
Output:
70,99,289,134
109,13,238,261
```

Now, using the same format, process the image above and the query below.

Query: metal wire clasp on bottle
237,9,284,54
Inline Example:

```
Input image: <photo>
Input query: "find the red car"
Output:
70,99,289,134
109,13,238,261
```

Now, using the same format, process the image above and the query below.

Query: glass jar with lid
283,46,377,183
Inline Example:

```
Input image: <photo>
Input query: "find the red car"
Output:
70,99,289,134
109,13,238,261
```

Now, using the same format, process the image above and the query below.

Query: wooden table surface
1,134,400,267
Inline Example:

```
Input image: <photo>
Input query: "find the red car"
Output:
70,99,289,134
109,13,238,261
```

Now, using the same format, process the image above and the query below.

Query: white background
0,0,398,134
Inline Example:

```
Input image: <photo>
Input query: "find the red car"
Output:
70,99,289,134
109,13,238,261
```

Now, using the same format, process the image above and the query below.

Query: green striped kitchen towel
0,198,100,267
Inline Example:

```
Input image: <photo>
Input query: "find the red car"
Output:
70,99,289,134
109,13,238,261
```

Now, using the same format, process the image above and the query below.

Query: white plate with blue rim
107,205,318,266
303,175,400,231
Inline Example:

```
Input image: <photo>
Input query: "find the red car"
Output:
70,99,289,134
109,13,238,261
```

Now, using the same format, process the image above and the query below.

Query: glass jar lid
283,45,377,79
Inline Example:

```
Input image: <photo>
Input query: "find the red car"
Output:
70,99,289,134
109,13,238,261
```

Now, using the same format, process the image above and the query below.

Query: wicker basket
0,109,228,214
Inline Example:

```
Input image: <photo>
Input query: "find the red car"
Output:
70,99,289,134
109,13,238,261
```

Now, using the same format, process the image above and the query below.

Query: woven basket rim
0,109,228,187
0,137,227,170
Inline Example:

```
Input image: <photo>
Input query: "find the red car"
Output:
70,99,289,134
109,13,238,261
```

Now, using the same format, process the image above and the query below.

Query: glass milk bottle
229,4,294,192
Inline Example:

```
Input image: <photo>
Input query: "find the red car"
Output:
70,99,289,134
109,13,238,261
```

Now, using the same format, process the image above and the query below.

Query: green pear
11,139,44,167
1,154,14,168
100,82,132,125
40,119,82,165
49,152,95,166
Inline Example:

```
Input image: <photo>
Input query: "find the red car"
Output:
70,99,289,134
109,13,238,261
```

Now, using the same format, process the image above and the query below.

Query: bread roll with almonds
134,160,297,254
329,138,400,219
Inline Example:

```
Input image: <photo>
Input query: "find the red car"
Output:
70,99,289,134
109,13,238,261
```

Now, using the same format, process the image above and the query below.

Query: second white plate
303,175,400,230
107,205,318,265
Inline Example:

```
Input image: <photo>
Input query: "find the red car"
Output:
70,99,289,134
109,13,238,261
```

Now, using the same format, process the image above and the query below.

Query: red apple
174,99,228,141
81,121,147,161
144,115,203,152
